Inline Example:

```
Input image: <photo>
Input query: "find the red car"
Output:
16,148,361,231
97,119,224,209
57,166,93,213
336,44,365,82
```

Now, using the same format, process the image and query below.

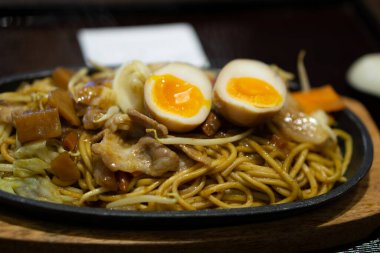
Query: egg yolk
226,77,282,108
150,74,210,117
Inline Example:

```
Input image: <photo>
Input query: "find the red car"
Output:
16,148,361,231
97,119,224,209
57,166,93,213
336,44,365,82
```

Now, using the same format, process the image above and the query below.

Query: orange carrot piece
291,85,345,114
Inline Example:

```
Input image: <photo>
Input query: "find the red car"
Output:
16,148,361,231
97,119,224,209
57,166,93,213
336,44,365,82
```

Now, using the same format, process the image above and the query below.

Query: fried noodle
0,64,353,211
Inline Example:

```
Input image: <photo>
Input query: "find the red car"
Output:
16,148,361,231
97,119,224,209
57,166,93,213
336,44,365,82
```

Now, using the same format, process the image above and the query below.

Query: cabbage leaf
12,176,63,203
13,158,49,177
14,140,58,163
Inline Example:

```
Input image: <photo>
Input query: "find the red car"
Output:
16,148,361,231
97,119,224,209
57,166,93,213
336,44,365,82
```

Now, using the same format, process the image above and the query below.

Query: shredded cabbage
0,124,12,145
147,128,254,146
0,178,16,194
107,195,177,208
0,163,13,172
0,176,63,203
12,176,63,203
0,92,31,103
297,50,311,91
112,60,151,112
13,158,49,177
93,106,120,124
68,68,88,101
14,140,59,163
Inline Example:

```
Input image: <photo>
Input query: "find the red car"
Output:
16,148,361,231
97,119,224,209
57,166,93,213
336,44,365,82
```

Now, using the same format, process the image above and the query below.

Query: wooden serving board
0,97,379,253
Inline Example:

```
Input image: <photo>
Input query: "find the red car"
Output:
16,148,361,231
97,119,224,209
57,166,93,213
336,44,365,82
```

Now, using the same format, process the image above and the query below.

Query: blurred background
0,0,379,114
0,0,380,250
0,1,379,86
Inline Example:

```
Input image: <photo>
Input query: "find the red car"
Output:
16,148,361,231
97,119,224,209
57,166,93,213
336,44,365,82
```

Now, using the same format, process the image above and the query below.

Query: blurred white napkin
77,23,210,68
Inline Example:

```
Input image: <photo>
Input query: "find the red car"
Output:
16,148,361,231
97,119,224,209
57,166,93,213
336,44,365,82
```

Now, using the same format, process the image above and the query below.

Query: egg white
347,53,380,97
144,62,212,132
213,59,287,126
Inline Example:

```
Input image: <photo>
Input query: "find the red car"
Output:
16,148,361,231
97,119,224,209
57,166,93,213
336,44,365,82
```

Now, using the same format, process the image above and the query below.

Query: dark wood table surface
0,0,379,252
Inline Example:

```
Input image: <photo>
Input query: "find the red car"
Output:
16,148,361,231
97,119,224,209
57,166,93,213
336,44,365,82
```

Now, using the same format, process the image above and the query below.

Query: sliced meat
104,112,131,132
201,111,221,137
84,106,131,132
272,96,330,145
92,130,179,177
82,106,105,130
139,137,180,175
93,155,118,191
127,109,168,137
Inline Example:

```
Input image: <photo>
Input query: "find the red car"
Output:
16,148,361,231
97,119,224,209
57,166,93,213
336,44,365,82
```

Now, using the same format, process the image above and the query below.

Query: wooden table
0,1,379,252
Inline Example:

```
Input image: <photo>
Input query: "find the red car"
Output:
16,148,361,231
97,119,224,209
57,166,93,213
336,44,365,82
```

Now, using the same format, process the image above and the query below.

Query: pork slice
93,155,118,191
82,106,105,130
104,112,131,132
92,130,179,177
127,109,168,137
272,96,330,145
84,106,132,132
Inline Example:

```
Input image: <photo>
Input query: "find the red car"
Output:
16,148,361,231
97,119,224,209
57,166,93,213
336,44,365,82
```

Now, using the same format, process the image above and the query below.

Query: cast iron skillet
0,70,374,227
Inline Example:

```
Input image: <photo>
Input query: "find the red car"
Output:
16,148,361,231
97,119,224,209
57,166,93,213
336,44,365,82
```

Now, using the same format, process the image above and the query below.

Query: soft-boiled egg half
144,63,212,132
213,59,287,127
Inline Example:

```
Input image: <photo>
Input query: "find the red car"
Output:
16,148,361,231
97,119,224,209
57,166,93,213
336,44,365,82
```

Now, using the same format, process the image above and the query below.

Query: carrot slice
291,85,345,114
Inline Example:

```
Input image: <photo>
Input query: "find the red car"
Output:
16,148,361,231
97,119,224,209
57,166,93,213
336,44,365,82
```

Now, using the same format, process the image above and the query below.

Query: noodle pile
0,64,353,211
76,126,352,210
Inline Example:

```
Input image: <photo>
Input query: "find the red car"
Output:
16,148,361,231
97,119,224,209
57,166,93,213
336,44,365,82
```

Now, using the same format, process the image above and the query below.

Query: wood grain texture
0,97,379,253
